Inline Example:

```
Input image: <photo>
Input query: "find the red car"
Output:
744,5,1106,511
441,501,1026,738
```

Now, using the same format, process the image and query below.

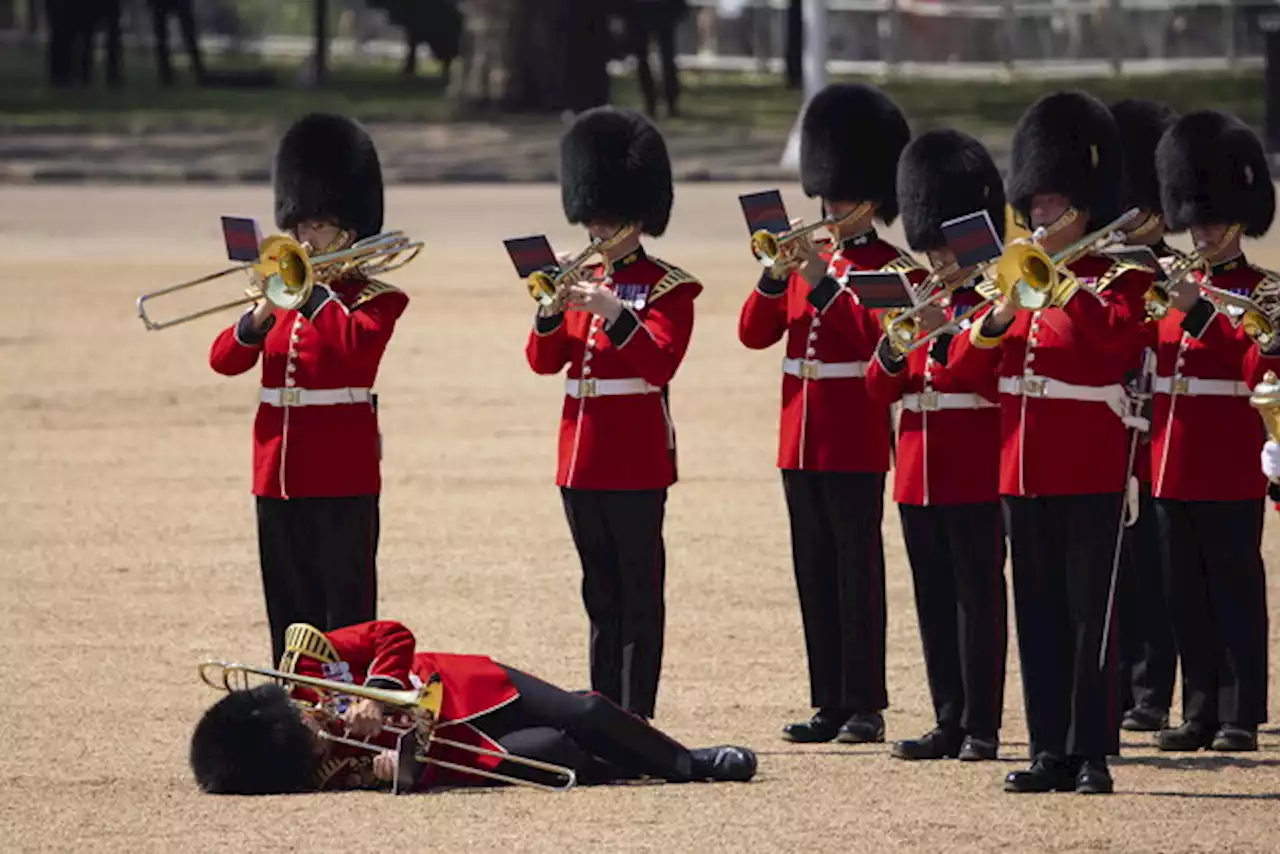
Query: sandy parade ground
3,183,1280,853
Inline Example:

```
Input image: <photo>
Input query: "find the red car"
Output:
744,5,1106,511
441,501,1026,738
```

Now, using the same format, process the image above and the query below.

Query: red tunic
209,276,409,499
1149,258,1280,501
948,254,1154,497
291,620,520,791
738,232,927,473
524,249,701,490
866,285,1001,505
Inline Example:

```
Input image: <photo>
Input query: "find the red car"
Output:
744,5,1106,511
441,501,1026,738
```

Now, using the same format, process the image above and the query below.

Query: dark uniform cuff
928,332,954,366
297,284,333,322
234,311,274,347
1180,298,1215,339
874,338,907,374
806,275,841,313
756,271,788,297
605,307,640,348
364,677,404,690
534,312,565,335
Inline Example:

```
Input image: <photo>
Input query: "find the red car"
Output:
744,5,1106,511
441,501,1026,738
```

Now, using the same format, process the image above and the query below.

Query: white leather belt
901,391,998,412
782,358,867,380
1152,375,1251,397
260,387,372,407
565,378,659,399
997,375,1124,404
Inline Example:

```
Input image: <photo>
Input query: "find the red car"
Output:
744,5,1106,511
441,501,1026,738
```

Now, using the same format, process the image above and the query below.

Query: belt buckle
1020,376,1047,397
279,388,302,407
1173,376,1190,394
799,360,821,380
578,378,598,398
918,390,940,411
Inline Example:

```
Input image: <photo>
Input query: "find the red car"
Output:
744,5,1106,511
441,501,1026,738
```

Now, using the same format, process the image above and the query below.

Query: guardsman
865,129,1008,763
1149,109,1280,753
525,106,700,721
1108,99,1181,734
738,82,926,745
209,113,409,665
948,90,1155,795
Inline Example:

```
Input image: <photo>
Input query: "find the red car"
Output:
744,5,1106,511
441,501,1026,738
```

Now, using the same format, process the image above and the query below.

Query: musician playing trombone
738,83,927,746
189,620,756,793
865,130,1008,764
1145,110,1280,754
207,114,410,665
947,91,1156,795
524,107,701,721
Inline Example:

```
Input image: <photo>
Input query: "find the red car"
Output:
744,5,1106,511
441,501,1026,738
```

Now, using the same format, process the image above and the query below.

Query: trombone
750,202,872,269
1144,225,1240,321
198,659,577,794
526,225,635,314
136,230,423,331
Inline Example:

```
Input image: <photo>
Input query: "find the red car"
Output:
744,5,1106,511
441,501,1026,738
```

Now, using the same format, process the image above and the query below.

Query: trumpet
136,230,422,331
198,659,577,794
526,225,634,313
879,262,969,354
750,202,872,268
1144,225,1241,321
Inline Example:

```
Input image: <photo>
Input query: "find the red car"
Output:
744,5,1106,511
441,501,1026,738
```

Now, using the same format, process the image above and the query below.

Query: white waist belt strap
261,387,372,407
565,377,659,399
901,392,998,412
1152,375,1251,397
782,358,868,380
997,375,1125,404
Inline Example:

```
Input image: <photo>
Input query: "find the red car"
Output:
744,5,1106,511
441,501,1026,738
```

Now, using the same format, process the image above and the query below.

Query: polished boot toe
1075,758,1114,794
891,727,962,760
691,745,758,781
1004,754,1077,793
835,712,885,744
1211,725,1258,752
1121,707,1169,732
782,709,848,743
1156,721,1216,751
958,735,999,761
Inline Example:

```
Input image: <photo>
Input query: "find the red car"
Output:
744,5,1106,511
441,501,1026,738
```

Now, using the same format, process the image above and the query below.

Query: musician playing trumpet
525,106,701,721
865,130,1007,764
189,620,756,793
1146,110,1280,754
207,113,410,666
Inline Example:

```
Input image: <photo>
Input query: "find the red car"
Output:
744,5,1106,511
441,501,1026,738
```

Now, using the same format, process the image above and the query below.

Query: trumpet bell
751,229,782,262
1251,370,1280,443
527,269,559,307
1243,311,1277,350
990,243,1057,310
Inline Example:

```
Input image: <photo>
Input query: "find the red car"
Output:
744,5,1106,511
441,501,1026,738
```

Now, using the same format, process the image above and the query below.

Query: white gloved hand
1261,440,1280,480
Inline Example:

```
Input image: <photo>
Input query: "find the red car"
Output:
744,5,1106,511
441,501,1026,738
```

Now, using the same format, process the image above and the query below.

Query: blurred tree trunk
313,0,329,84
786,0,802,88
0,1,15,28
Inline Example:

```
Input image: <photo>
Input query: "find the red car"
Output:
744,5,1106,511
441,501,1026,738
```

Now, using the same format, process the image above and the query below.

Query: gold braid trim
350,279,404,310
646,258,701,304
1091,259,1148,294
881,254,928,277
278,622,338,674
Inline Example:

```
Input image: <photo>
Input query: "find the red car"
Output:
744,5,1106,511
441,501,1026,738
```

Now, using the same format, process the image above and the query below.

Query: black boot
891,726,962,760
1004,753,1077,793
1121,706,1169,732
690,746,758,782
782,708,850,743
1075,757,1114,794
958,734,999,761
836,712,885,744
1156,721,1216,751
1211,724,1258,752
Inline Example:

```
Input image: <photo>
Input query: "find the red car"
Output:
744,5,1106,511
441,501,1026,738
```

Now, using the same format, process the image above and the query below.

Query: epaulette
647,258,701,303
882,253,928,277
1248,265,1280,306
350,279,405,310
1093,257,1151,293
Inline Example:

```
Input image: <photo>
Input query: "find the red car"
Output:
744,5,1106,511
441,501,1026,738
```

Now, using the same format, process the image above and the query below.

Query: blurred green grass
0,42,1264,135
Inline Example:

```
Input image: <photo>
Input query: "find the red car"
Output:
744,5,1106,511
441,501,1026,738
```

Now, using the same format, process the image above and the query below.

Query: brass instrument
1144,225,1241,321
750,202,872,269
137,230,423,331
198,659,577,794
526,225,635,313
1251,370,1280,444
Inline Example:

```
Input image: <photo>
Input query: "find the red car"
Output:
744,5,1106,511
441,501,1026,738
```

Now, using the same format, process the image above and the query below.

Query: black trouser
1003,494,1124,759
624,6,681,116
560,487,667,719
899,502,1008,739
1116,486,1176,714
782,470,887,713
1154,498,1268,728
255,495,380,664
472,666,695,786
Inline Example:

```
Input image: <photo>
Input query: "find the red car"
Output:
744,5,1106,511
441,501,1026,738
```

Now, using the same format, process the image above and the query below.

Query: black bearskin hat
189,684,318,795
800,82,911,224
560,106,673,237
1156,109,1276,238
897,129,1006,252
273,113,384,241
1007,90,1123,230
1109,99,1179,219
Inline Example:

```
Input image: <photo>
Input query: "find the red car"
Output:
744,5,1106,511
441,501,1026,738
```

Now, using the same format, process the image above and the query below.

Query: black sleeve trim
1180,298,1215,339
297,284,333,321
364,677,403,691
534,312,565,335
755,271,788,297
806,275,841,313
874,338,907,375
606,307,641,348
234,311,274,347
928,333,954,366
